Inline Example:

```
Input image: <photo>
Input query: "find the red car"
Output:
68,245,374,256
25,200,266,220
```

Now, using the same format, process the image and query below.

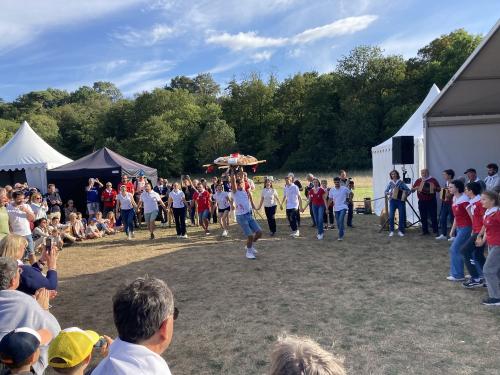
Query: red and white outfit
308,188,326,207
452,194,471,228
467,196,485,234
482,207,500,299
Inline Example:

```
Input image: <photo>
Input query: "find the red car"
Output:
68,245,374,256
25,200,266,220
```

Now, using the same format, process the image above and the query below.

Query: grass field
47,174,500,375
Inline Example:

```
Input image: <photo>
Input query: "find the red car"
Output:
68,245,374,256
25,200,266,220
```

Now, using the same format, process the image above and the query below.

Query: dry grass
47,211,500,375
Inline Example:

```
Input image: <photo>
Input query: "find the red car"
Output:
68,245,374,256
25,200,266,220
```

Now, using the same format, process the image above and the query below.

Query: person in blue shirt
86,178,103,219
384,170,411,237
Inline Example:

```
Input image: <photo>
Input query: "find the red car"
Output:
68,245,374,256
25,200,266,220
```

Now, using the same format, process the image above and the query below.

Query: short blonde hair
269,335,345,375
0,234,28,259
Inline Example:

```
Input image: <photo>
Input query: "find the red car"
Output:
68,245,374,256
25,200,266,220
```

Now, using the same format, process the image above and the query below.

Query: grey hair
113,277,174,344
0,257,18,290
269,334,346,375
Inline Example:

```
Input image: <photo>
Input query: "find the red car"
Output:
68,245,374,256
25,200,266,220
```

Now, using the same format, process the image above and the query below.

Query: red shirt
484,208,500,246
309,187,326,206
412,177,440,201
469,198,485,234
118,182,134,194
193,190,211,212
101,189,117,208
452,194,472,228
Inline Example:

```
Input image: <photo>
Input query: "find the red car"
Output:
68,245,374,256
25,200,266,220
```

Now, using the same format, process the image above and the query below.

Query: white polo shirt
328,186,351,211
7,203,33,236
169,190,185,208
283,184,300,209
214,191,230,209
140,191,162,214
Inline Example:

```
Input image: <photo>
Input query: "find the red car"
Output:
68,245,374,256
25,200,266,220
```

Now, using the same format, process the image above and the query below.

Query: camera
45,238,52,254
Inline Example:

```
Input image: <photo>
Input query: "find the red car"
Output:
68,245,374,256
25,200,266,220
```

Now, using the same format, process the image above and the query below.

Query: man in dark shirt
44,184,62,220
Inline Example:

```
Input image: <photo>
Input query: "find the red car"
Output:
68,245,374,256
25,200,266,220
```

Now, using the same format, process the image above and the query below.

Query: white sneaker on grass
182,234,188,239
317,233,324,240
131,232,135,239
222,230,228,237
446,275,465,281
435,234,447,240
290,230,300,237
397,231,405,237
448,236,455,242
245,248,256,259
251,247,258,254
388,232,394,237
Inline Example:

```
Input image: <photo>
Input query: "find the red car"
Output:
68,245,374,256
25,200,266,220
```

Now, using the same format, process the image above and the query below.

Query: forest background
0,29,481,176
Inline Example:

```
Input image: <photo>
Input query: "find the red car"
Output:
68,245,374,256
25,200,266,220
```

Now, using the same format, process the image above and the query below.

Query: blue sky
0,0,498,101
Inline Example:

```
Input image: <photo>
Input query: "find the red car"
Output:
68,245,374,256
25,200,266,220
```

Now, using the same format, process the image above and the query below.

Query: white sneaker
131,232,135,239
222,230,228,237
182,234,188,239
317,233,323,240
127,233,132,240
337,237,343,241
388,232,394,237
292,230,300,237
435,234,447,240
398,231,405,237
448,236,455,242
246,248,256,259
446,275,465,281
251,247,258,254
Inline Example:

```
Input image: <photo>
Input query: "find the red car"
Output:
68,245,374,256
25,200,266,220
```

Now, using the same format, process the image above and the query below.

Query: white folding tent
0,121,72,193
371,84,440,222
424,20,500,180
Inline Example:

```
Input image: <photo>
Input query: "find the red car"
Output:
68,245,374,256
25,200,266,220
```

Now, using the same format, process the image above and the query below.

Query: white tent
424,20,500,180
0,121,72,193
371,84,440,222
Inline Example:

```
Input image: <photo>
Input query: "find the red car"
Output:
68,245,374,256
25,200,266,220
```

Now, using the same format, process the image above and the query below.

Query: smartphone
45,238,52,254
94,337,107,348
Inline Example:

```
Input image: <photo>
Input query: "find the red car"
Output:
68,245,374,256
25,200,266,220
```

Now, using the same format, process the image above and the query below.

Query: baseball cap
48,328,100,369
464,168,476,174
0,327,52,366
287,172,294,178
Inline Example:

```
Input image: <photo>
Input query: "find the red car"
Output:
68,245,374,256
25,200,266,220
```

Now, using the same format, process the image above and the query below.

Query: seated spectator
85,219,103,239
95,211,115,235
32,218,50,251
0,257,61,374
64,200,78,223
50,217,76,245
29,193,48,221
0,234,58,295
269,335,346,375
0,327,53,375
106,211,120,232
48,328,112,375
49,227,65,250
92,277,177,375
67,213,85,242
76,213,87,231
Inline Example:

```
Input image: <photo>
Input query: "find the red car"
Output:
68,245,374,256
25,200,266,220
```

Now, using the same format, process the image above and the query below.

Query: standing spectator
44,184,63,220
116,185,137,240
384,170,411,237
288,173,303,227
321,179,335,229
464,168,486,192
303,178,328,240
475,190,500,306
282,175,303,238
7,191,35,264
328,177,351,241
101,182,117,217
436,169,455,240
411,168,441,235
0,256,61,375
63,200,77,223
448,180,471,282
0,188,10,240
154,178,170,228
29,193,48,221
347,180,355,227
92,277,177,375
181,175,196,226
139,184,167,240
168,183,188,239
85,178,103,219
117,175,134,194
485,163,500,191
304,173,315,227
339,170,350,187
256,178,280,236
193,183,212,235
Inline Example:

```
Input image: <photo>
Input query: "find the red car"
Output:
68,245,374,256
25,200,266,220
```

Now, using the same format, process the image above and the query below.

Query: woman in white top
213,183,231,237
168,182,188,238
29,192,48,221
256,178,280,236
116,185,138,240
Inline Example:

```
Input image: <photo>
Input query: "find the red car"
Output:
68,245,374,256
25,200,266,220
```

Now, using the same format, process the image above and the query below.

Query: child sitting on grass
85,218,103,239
95,211,115,235
106,211,121,232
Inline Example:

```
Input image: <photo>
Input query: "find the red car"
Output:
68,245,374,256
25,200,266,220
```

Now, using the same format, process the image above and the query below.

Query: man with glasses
44,184,62,220
92,277,177,375
7,191,36,263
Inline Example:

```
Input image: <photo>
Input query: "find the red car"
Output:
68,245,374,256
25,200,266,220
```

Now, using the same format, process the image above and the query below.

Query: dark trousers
347,202,353,226
173,207,186,236
418,198,438,234
286,208,299,232
212,208,218,224
439,203,454,236
296,210,301,227
460,233,486,279
264,205,277,234
323,206,334,225
189,205,196,225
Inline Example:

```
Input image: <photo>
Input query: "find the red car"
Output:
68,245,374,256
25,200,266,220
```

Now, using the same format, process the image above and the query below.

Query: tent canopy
424,20,500,182
371,85,440,220
0,121,72,192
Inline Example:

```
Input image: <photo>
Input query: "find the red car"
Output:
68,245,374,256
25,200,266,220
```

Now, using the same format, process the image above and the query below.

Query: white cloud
287,48,303,58
206,15,378,51
104,60,128,72
122,78,167,96
112,60,175,87
0,0,145,53
252,50,274,62
380,33,437,58
113,24,177,47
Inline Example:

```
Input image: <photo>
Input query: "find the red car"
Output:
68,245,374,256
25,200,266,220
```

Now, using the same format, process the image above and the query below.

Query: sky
0,0,498,101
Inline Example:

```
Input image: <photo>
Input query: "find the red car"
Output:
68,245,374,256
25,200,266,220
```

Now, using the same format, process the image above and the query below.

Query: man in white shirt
138,184,167,240
7,190,35,263
92,277,176,375
281,175,303,237
328,177,351,241
485,163,500,191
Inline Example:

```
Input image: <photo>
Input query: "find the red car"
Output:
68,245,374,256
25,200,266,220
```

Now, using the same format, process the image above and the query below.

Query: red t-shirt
470,199,485,234
101,189,117,208
309,187,326,206
193,190,211,212
484,209,500,246
118,182,134,194
452,195,472,228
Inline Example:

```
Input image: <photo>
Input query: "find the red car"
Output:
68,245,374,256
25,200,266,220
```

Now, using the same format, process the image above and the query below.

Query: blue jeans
335,209,347,238
311,205,325,235
449,226,471,278
439,203,454,236
389,199,406,233
236,212,261,237
121,208,135,235
24,235,35,258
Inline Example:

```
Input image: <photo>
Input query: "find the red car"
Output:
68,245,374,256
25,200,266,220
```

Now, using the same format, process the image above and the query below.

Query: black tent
47,148,158,214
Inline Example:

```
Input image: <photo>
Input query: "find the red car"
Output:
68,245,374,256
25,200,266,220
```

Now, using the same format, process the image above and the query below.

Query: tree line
0,29,481,176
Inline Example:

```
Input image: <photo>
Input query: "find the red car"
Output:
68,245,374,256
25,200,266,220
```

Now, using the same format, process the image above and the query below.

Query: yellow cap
48,328,100,368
